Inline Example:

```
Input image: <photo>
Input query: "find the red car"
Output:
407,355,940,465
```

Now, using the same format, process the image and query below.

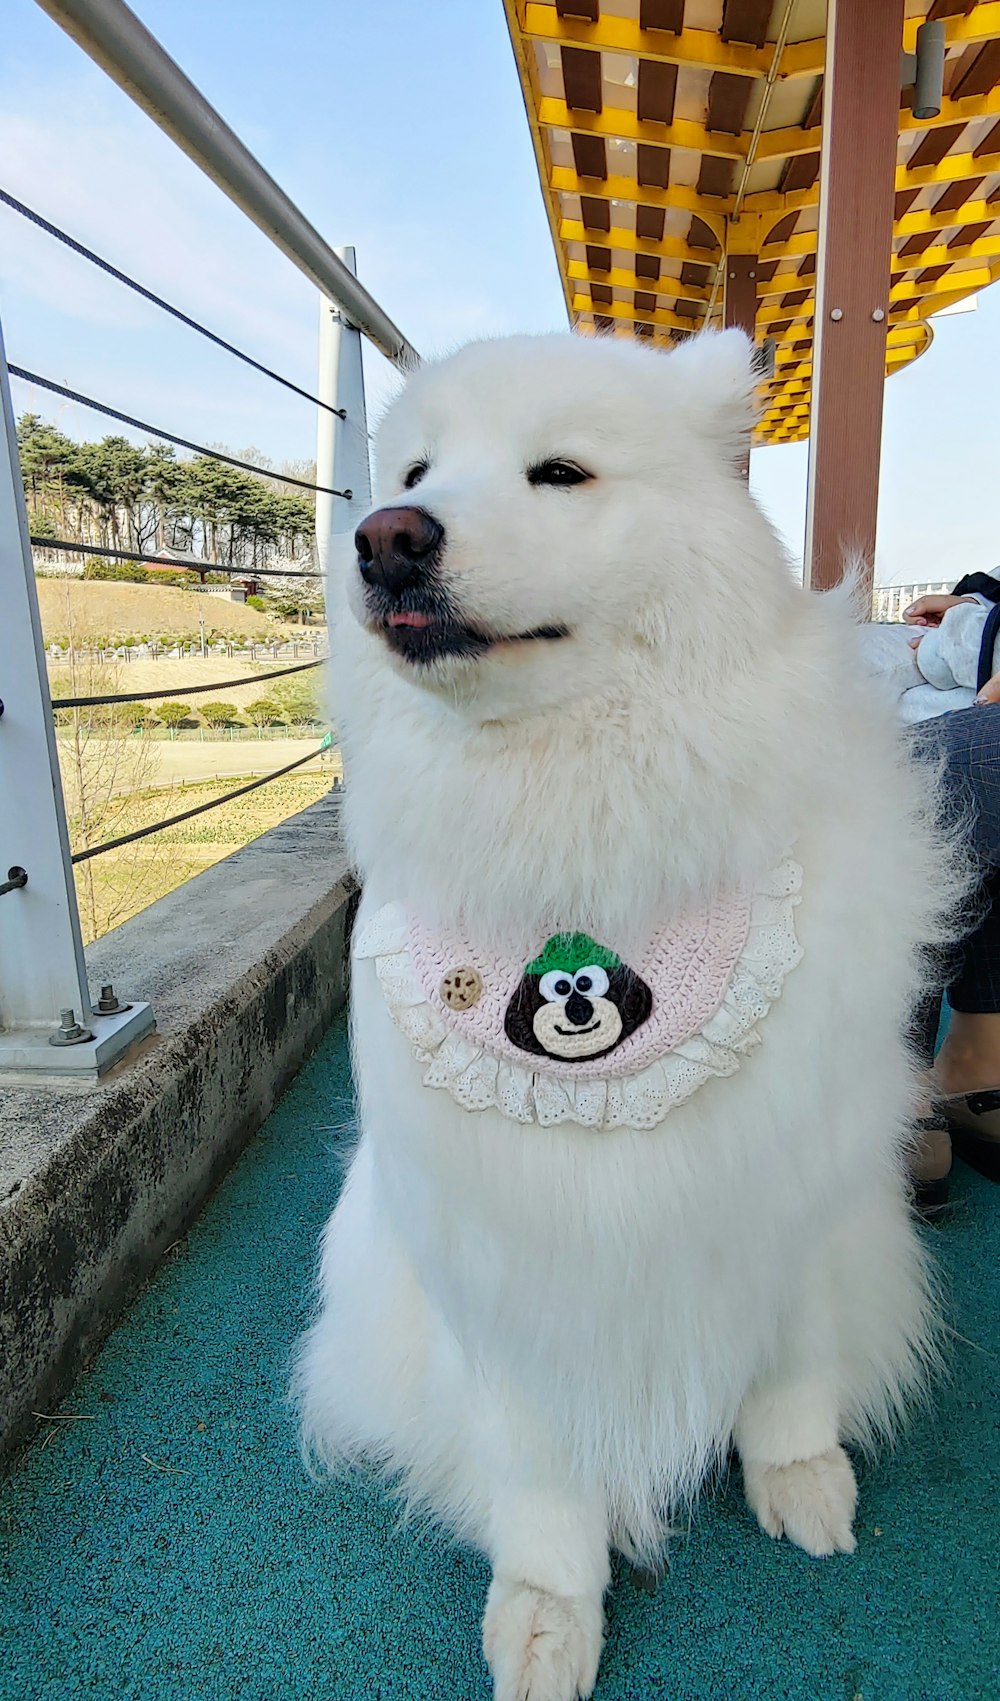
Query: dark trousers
910,704,1000,1064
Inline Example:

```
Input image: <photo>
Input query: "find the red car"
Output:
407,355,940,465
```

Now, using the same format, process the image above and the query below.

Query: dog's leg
481,1467,609,1701
735,1259,857,1559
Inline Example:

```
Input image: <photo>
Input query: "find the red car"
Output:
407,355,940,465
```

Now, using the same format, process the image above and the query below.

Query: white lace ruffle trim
353,861,803,1131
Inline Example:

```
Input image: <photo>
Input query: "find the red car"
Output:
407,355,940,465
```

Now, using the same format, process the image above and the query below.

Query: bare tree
52,584,174,943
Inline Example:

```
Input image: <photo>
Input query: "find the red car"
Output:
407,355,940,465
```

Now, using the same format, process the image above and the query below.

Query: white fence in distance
872,582,953,623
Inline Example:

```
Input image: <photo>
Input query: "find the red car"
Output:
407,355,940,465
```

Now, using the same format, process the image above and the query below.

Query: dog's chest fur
349,817,873,1546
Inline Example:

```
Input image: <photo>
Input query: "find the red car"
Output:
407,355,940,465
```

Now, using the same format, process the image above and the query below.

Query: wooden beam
721,0,772,51
550,147,1000,241
536,95,824,162
567,258,713,304
724,252,758,480
570,294,706,333
559,218,720,263
520,4,789,79
750,233,1000,296
523,1,1000,81
560,45,603,113
550,165,730,241
804,0,905,595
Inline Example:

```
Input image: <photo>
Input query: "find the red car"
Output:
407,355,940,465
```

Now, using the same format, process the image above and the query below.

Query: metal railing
872,581,953,622
0,0,414,1074
32,0,417,368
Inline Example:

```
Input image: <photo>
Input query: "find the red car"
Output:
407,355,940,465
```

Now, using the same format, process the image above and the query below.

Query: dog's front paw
743,1445,858,1558
483,1576,603,1701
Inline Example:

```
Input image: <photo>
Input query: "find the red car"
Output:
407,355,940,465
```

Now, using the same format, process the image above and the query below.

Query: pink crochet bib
353,858,803,1131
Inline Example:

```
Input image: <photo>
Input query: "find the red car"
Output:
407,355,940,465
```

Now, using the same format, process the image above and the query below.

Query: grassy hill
36,576,307,644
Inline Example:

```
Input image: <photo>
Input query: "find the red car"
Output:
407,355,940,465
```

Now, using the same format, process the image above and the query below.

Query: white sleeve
915,601,990,691
857,622,923,695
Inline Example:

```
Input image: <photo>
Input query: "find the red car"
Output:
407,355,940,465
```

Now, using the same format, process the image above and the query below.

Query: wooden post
804,0,905,597
724,253,758,338
724,253,757,480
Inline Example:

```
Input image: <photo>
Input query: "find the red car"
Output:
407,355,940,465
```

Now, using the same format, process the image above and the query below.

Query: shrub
271,679,324,725
244,697,281,728
155,701,191,730
246,594,268,612
88,701,148,731
198,700,241,727
82,560,149,584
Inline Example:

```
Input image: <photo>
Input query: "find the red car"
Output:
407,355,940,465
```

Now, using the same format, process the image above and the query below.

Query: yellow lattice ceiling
503,0,1000,443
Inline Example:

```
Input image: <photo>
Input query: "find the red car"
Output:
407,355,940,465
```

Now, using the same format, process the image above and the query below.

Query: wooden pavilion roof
502,0,1000,443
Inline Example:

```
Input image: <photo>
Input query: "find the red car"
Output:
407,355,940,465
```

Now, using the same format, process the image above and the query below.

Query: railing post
315,247,373,600
0,318,154,1074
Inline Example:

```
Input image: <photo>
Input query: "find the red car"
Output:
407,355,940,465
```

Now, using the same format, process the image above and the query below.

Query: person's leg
910,706,1000,1179
933,872,1000,1093
906,970,952,1206
911,705,1000,1091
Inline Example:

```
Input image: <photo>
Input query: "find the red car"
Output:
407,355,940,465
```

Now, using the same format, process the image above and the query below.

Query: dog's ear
666,328,758,460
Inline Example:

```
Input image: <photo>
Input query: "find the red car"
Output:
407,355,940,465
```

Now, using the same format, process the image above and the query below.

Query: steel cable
10,367,350,496
55,657,325,708
70,744,333,864
0,187,346,418
31,535,322,579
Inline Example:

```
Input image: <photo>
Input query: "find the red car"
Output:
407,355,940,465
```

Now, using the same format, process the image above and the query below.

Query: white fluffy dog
296,331,946,1701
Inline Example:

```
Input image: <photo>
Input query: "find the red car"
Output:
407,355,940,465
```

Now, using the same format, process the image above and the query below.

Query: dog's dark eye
527,459,592,488
402,461,428,490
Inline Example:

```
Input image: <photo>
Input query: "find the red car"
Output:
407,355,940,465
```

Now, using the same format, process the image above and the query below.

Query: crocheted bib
353,858,803,1131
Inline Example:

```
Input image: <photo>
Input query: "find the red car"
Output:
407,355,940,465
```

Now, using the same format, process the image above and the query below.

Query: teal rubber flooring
2,1011,999,1701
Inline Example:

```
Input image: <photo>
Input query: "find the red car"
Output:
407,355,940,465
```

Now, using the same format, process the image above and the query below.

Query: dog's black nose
564,991,595,1027
355,505,444,598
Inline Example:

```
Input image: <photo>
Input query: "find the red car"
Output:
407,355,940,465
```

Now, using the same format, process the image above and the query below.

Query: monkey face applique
504,932,653,1062
355,861,804,1127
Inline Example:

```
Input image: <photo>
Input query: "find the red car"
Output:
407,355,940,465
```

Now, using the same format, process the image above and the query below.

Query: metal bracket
1,1000,155,1076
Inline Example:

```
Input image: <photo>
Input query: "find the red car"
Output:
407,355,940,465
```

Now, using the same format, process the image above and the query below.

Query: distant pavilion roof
502,0,1000,443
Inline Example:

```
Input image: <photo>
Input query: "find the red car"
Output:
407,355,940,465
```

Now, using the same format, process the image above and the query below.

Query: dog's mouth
379,608,570,666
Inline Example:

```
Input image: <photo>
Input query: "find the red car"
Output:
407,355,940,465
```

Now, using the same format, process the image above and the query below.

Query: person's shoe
939,1089,1000,1182
909,1113,952,1218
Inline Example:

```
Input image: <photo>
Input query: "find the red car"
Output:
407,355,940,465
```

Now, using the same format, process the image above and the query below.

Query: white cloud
0,58,558,465
0,79,318,369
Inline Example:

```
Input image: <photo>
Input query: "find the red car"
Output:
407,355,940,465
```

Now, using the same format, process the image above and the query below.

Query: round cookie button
440,966,483,1011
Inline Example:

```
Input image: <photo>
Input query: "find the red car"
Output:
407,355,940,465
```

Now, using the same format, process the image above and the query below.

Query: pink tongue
388,611,433,629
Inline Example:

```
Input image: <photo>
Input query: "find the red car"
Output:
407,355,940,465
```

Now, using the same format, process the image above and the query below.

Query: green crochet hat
526,932,621,978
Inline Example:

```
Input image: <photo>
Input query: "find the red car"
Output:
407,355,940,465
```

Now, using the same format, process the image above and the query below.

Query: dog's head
347,330,761,717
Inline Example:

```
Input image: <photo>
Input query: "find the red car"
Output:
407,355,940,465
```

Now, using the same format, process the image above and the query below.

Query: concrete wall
0,794,354,1459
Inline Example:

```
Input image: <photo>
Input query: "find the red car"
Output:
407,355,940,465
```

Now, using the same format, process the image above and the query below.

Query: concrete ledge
0,793,355,1459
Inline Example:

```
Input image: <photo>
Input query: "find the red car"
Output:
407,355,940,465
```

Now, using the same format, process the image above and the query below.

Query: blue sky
2,0,998,585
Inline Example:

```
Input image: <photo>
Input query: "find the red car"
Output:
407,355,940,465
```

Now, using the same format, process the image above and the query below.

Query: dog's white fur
295,333,949,1701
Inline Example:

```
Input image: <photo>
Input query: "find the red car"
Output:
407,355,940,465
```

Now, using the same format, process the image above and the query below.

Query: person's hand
903,594,975,627
976,673,1000,706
